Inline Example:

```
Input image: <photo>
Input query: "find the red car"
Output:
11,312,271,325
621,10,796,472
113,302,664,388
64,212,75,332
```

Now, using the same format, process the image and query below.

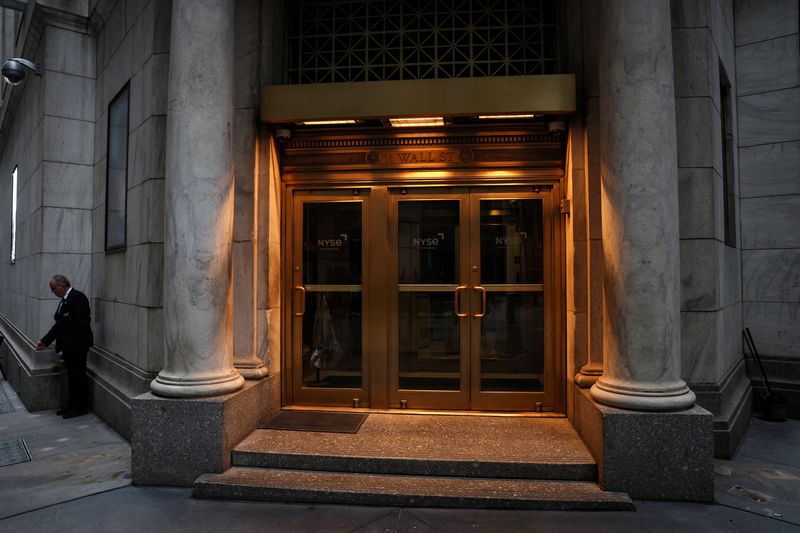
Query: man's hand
35,341,45,351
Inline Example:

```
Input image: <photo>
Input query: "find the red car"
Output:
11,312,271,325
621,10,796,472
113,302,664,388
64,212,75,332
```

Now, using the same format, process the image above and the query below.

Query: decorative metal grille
286,0,561,84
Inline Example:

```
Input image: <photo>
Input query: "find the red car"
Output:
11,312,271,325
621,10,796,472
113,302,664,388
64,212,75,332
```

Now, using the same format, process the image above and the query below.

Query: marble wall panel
18,164,42,224
131,0,171,69
743,301,800,357
736,35,799,97
128,116,166,189
680,238,720,311
256,309,269,372
734,0,799,46
233,240,256,357
125,243,163,308
44,26,95,78
100,32,133,121
141,53,168,118
125,178,164,246
99,249,126,302
91,203,104,254
739,141,800,198
581,1,600,97
566,238,587,314
741,195,800,249
265,307,281,374
125,0,147,33
42,161,94,210
43,116,94,165
570,166,587,242
676,97,714,167
718,302,744,380
40,252,92,298
737,88,800,147
95,299,139,364
137,306,163,373
94,109,107,167
709,0,736,74
742,249,800,302
567,310,588,372
234,0,261,109
678,167,717,239
671,0,709,28
23,124,44,175
16,210,42,260
718,242,742,308
44,71,95,122
681,310,718,383
672,28,712,98
234,108,257,242
40,207,91,254
98,0,126,72
128,67,144,132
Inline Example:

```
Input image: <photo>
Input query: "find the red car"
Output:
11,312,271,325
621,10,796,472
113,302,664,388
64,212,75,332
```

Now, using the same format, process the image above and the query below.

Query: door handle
293,286,306,316
473,286,487,318
454,285,468,317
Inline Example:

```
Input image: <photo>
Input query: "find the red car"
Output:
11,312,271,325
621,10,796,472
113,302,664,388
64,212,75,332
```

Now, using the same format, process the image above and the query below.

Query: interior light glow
477,114,539,119
389,117,445,127
300,120,358,125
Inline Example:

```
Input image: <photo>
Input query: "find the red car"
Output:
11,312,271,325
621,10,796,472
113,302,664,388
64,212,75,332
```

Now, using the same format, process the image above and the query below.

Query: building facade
0,0,798,501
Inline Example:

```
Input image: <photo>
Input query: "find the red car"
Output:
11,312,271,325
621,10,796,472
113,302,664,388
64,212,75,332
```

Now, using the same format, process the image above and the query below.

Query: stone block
743,249,800,302
233,241,256,357
98,0,127,72
681,310,718,383
234,109,257,242
678,167,717,240
574,388,714,501
41,207,92,254
718,302,743,376
141,53,168,118
95,299,139,365
128,67,144,132
265,307,280,373
675,97,715,168
44,71,95,122
43,116,94,165
737,35,799,97
718,244,741,308
121,243,163,307
672,28,712,98
125,0,147,34
741,195,800,249
743,301,800,357
734,0,799,47
680,238,719,311
45,26,95,78
43,161,94,210
100,33,134,120
16,209,42,260
131,378,275,486
739,141,800,198
709,0,736,71
132,0,172,69
128,116,166,189
234,0,262,109
737,88,800,147
137,306,163,373
581,2,600,96
126,178,164,246
40,252,92,298
671,0,708,28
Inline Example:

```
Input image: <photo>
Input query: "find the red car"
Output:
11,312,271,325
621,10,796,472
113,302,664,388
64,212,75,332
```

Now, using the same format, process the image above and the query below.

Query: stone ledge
131,373,279,486
574,388,714,501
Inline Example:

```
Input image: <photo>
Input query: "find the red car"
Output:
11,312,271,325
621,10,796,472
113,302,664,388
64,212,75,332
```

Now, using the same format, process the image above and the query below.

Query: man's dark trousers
63,346,88,411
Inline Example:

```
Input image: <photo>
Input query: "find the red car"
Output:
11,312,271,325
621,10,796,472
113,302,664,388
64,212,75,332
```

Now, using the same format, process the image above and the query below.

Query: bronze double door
288,185,560,412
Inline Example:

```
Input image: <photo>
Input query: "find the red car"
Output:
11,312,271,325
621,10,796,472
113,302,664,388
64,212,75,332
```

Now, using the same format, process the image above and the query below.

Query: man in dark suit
35,275,93,419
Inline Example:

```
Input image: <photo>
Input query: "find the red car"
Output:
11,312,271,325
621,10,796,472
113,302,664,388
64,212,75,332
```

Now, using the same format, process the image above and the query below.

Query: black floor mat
262,411,368,434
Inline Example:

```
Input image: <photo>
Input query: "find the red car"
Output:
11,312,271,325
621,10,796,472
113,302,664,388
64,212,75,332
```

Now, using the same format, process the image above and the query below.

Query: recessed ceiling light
299,119,358,125
389,117,445,127
477,114,539,119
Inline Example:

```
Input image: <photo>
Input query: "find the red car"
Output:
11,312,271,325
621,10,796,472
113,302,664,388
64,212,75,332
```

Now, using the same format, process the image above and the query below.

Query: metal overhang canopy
260,74,576,123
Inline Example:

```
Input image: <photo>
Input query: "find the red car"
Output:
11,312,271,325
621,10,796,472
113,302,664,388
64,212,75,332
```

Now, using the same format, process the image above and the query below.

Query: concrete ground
1,377,798,532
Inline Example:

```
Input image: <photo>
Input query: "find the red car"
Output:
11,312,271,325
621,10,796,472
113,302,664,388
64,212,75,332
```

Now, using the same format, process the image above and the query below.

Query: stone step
194,467,635,511
232,449,597,480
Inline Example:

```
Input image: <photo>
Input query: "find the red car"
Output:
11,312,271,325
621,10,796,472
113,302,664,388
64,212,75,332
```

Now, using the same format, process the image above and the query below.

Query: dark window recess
720,63,736,248
285,0,561,84
105,84,130,251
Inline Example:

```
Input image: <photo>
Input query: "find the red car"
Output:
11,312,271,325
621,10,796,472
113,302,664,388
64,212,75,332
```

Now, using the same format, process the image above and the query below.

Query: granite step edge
194,467,634,511
231,450,597,480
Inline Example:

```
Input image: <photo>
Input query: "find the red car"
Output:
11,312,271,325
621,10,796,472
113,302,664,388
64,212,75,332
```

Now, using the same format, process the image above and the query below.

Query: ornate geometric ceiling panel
286,0,560,84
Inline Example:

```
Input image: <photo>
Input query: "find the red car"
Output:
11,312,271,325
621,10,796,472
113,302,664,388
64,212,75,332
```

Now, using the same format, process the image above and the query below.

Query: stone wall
735,0,800,418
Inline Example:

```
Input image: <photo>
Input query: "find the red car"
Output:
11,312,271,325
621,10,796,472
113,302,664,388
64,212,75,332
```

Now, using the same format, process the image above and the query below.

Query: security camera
2,58,42,86
548,120,566,133
274,128,291,142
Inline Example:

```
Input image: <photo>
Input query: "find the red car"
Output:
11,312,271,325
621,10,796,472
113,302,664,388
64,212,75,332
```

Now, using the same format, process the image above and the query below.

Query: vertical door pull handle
473,286,487,318
454,285,468,317
293,286,306,316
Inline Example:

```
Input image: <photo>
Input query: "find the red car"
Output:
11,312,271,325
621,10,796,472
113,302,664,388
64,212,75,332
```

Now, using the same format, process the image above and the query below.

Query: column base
236,365,269,380
574,388,714,501
590,378,696,411
150,369,245,398
132,374,280,486
574,363,603,388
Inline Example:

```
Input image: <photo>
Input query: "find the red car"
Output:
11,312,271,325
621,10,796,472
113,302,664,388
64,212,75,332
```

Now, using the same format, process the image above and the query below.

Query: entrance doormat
0,438,31,467
262,411,368,434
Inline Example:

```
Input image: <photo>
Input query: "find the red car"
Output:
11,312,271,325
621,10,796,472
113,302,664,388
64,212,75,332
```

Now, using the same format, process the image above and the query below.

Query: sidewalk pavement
1,376,798,533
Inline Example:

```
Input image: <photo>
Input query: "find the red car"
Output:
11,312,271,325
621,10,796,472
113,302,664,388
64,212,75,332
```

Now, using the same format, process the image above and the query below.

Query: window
719,63,736,248
10,166,17,263
105,84,129,250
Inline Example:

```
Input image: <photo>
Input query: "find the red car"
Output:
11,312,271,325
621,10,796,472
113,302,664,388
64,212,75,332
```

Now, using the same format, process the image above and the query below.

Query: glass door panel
390,194,470,409
292,194,367,406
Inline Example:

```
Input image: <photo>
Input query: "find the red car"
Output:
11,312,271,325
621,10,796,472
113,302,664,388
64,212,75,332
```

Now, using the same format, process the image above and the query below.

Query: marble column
151,0,245,398
590,0,695,410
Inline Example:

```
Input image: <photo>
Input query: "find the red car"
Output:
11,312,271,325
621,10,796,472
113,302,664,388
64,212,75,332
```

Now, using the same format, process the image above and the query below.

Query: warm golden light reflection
477,114,540,119
389,117,445,127
300,119,358,125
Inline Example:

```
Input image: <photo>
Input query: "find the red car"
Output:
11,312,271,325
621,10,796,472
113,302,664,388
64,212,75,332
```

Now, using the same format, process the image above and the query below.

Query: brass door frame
283,181,565,413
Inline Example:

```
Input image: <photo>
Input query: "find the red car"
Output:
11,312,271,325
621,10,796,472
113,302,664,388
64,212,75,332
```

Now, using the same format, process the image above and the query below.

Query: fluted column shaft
151,0,244,397
590,0,695,410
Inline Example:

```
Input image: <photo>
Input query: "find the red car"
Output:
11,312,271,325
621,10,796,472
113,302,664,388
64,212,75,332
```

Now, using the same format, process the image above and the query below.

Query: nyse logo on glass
495,232,527,248
412,232,445,249
317,234,349,248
